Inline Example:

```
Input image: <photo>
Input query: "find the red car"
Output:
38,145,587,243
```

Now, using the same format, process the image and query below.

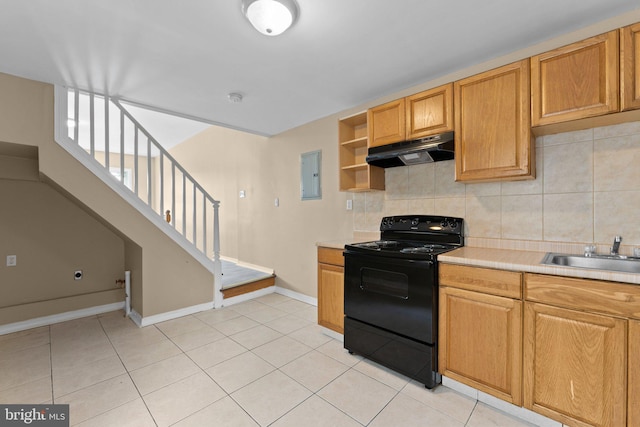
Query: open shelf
338,111,384,192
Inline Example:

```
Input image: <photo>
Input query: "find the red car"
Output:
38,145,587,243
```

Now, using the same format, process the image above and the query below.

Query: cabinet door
621,23,640,111
630,320,640,427
454,59,533,182
531,30,619,126
317,262,344,334
406,83,453,140
523,302,626,427
368,98,405,147
439,286,522,405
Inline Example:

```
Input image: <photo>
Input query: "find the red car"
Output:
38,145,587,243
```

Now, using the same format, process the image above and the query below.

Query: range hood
366,131,454,168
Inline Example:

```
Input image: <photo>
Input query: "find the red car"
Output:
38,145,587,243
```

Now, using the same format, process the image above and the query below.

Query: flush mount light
241,0,299,36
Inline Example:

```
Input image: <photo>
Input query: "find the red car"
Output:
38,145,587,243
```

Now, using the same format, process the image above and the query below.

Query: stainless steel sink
541,253,640,274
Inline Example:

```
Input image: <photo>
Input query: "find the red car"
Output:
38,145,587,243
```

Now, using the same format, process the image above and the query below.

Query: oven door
343,250,437,344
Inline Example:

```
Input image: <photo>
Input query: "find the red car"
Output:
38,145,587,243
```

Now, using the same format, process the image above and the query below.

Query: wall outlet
6,255,16,267
274,197,279,207
74,270,83,280
239,190,246,198
346,199,353,210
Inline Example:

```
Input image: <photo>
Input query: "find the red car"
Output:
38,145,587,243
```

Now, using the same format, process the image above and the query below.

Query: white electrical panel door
301,150,321,200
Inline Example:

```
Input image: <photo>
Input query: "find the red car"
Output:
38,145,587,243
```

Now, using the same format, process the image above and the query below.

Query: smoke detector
228,93,243,103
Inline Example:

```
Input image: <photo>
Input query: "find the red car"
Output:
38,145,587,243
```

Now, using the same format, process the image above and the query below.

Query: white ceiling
1,0,638,138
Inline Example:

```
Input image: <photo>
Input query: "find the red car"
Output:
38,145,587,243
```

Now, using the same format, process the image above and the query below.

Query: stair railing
55,86,223,308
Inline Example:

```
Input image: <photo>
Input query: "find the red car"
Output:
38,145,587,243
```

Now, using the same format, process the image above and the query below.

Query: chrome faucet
611,235,622,256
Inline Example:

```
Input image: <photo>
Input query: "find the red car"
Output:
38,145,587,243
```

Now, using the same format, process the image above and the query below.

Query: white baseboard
320,325,343,342
130,286,318,326
129,301,214,327
441,376,479,399
275,286,318,306
477,391,562,427
442,376,561,427
0,302,125,335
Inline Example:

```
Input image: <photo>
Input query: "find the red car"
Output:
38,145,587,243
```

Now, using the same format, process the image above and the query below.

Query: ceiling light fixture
241,0,299,36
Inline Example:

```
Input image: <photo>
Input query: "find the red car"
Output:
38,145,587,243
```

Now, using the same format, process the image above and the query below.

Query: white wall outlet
346,199,353,210
274,197,279,207
239,190,246,198
6,255,16,267
74,270,83,280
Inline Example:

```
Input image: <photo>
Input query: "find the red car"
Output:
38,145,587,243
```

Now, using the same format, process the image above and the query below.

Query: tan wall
0,150,126,324
168,126,265,261
0,178,125,306
0,72,214,324
171,116,354,297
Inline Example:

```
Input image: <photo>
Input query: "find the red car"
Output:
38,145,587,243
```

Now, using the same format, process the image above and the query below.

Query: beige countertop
316,240,350,250
439,247,640,285
317,240,640,285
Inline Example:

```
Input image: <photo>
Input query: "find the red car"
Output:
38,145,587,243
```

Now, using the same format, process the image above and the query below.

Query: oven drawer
344,317,440,388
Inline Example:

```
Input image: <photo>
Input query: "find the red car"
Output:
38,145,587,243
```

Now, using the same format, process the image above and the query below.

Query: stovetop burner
344,215,464,259
357,240,399,249
399,244,449,254
350,240,455,256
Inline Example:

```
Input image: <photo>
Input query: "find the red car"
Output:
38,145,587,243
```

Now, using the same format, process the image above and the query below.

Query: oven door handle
359,283,409,299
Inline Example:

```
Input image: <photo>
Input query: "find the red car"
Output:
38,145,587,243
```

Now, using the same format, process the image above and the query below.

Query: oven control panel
380,215,463,234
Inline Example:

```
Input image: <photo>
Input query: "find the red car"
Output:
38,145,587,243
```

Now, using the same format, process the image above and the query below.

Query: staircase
54,86,224,308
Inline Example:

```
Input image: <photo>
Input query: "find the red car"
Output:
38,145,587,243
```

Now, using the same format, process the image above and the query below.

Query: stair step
221,275,276,298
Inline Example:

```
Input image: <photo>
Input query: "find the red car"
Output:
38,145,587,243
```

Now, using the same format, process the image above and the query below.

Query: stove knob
411,219,419,226
440,221,447,228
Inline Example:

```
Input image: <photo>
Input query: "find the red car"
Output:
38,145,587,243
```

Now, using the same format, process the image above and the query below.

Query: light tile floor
1,294,543,426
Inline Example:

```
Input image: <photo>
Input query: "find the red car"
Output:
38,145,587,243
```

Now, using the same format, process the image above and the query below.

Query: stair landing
221,260,275,298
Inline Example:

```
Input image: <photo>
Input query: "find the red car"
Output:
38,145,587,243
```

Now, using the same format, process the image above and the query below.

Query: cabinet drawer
525,273,640,319
439,264,522,299
317,247,344,266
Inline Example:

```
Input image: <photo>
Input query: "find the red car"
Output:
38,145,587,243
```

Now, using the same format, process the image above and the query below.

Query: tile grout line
464,400,479,426
97,314,160,427
48,326,54,404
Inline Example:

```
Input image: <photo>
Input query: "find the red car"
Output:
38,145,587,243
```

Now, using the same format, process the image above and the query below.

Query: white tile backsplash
593,134,640,192
543,141,593,194
353,121,640,247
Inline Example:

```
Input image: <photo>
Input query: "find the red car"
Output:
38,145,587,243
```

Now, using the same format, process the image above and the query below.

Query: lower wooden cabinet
630,320,640,427
439,264,523,405
523,302,626,427
439,266,640,427
317,247,344,334
439,286,522,405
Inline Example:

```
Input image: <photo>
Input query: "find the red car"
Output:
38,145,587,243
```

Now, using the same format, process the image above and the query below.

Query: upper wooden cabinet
621,23,640,111
531,30,619,126
368,99,406,147
454,59,534,182
368,83,454,148
406,83,454,140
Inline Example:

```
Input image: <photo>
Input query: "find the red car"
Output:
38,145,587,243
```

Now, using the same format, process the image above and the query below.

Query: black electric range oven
343,215,464,389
